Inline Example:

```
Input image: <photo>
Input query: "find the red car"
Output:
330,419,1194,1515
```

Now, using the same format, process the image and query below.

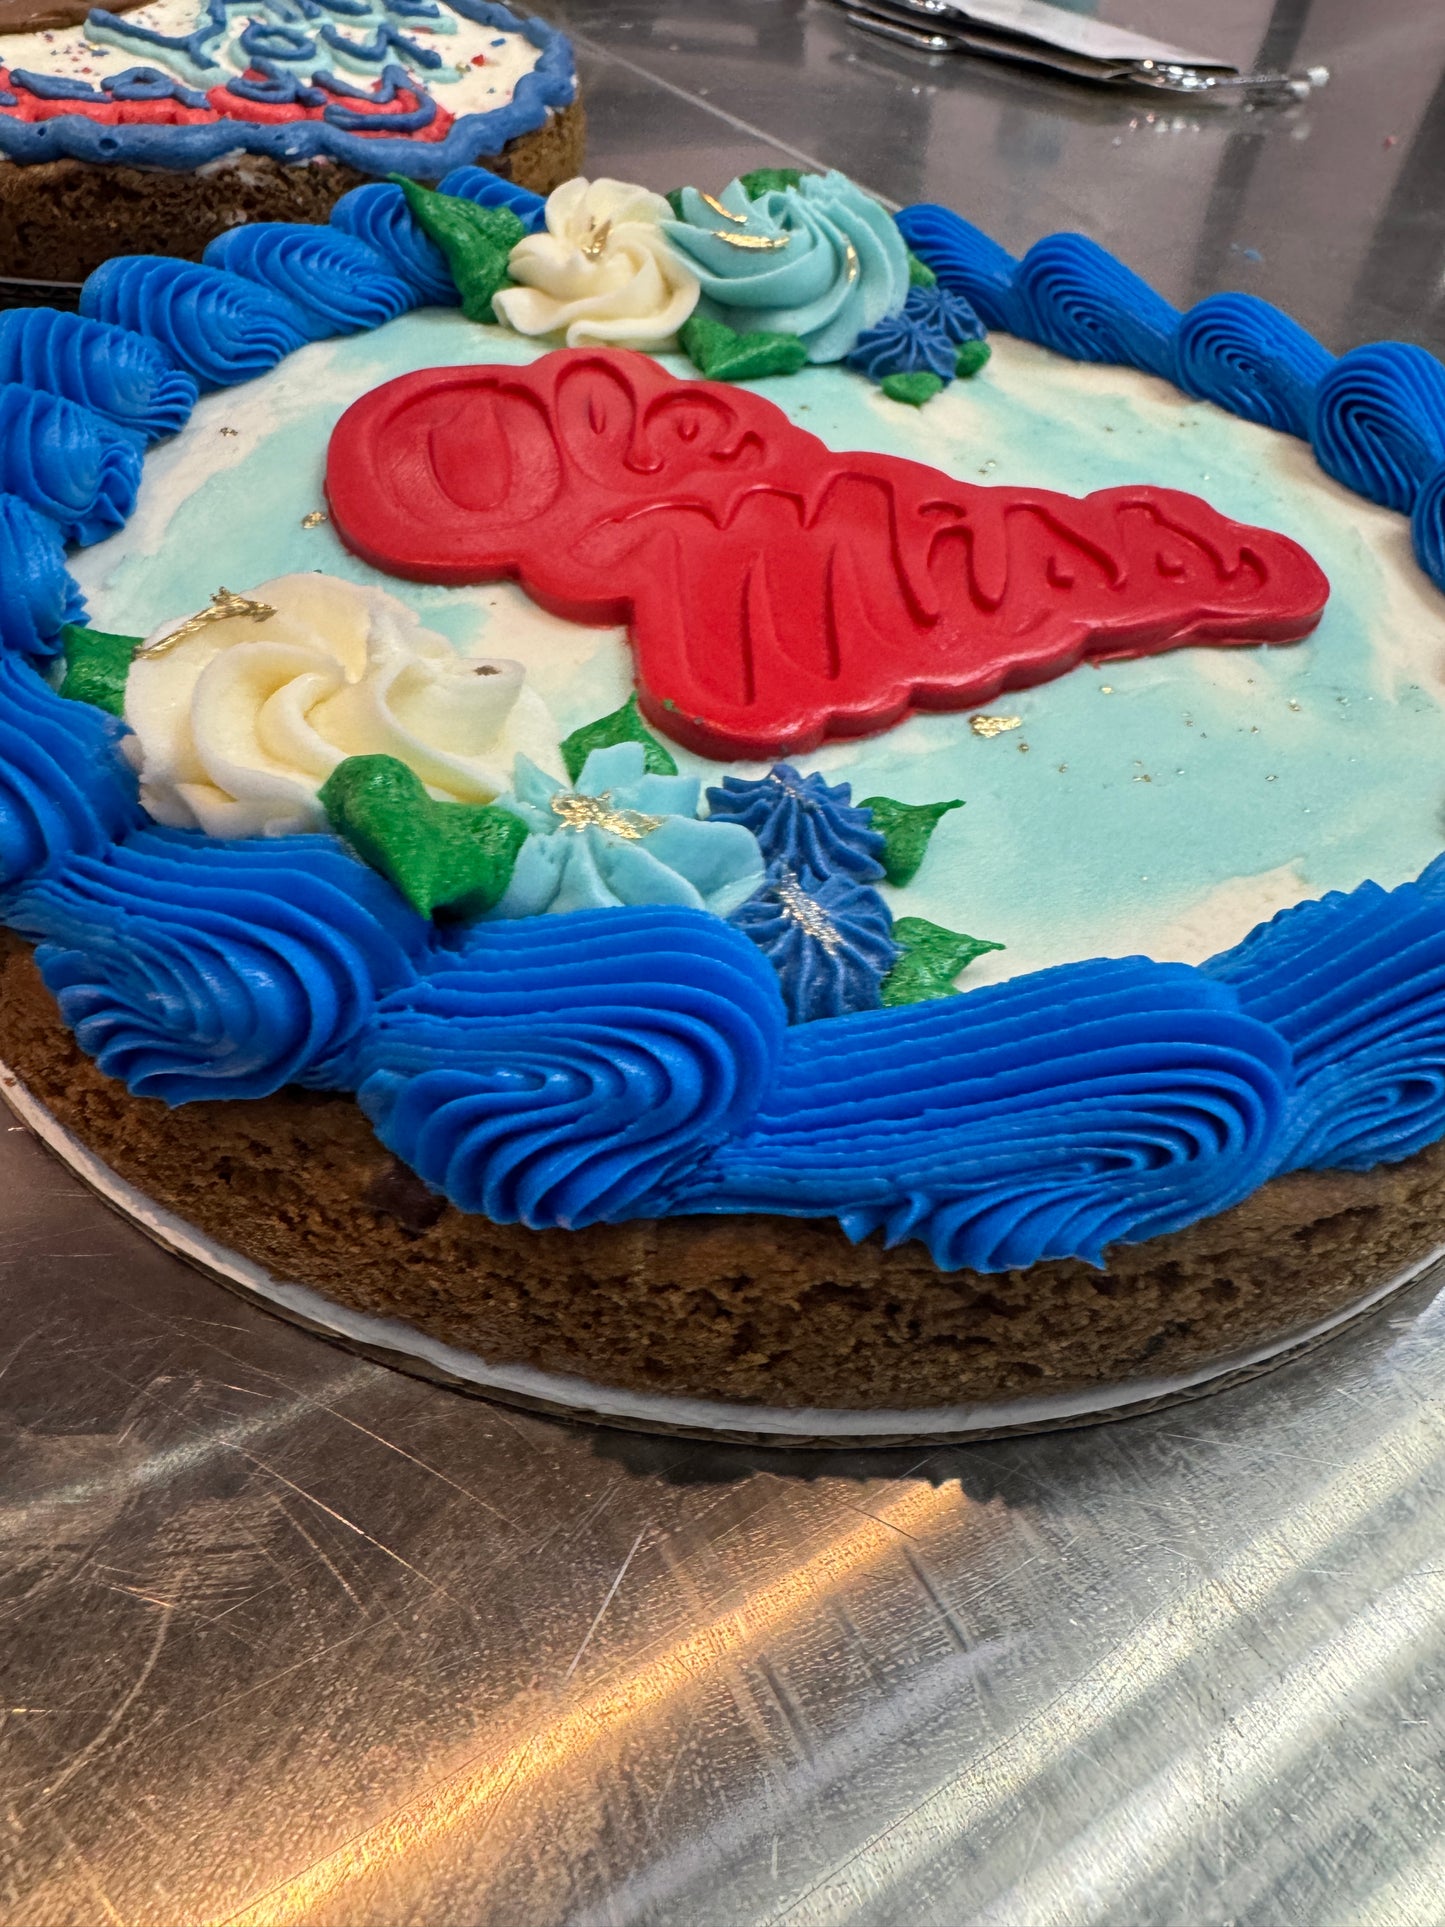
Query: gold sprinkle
714,229,791,250
140,587,276,657
218,426,238,437
301,509,328,529
550,789,665,840
768,768,815,805
1266,774,1278,782
969,714,1022,739
1133,773,1152,783
580,216,612,260
845,241,859,281
700,190,746,223
1017,741,1030,753
1099,684,1114,694
775,869,840,952
1288,699,1301,712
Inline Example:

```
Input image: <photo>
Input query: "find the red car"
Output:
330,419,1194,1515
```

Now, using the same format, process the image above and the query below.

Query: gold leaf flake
550,789,665,840
139,588,276,658
714,229,791,250
700,191,746,223
969,714,1022,739
301,510,328,529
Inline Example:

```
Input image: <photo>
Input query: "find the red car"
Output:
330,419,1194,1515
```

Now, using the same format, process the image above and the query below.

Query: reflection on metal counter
827,0,1329,102
5,2,1445,1922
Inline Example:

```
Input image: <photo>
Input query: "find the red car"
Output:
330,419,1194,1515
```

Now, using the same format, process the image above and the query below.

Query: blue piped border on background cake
5,178,1445,1277
0,1,575,178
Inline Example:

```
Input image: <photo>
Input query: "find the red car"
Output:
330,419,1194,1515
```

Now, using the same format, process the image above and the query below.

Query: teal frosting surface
69,309,1445,994
662,172,909,364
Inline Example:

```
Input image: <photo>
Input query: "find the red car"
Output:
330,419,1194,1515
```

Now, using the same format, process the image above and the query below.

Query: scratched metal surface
7,3,1445,1921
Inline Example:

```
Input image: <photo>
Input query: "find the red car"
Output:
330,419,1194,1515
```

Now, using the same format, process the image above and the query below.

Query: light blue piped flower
662,171,910,364
488,742,765,919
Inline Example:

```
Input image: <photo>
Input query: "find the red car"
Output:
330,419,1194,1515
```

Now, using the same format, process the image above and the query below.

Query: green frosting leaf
906,249,938,288
319,754,528,920
954,338,992,379
881,370,946,408
58,622,140,717
560,693,679,783
859,794,964,885
393,176,525,323
664,187,686,220
739,166,805,198
881,916,1004,1007
679,313,809,382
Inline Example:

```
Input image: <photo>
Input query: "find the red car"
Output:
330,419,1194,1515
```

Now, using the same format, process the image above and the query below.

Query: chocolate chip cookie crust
0,96,585,284
5,934,1440,1416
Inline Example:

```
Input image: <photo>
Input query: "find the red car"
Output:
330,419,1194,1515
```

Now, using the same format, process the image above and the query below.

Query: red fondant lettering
327,347,1331,759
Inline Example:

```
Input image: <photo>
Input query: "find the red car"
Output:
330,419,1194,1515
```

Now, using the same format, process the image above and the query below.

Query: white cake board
5,1062,1440,1447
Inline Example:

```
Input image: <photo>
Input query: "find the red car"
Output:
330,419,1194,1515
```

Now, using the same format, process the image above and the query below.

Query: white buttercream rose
492,176,700,349
123,573,562,839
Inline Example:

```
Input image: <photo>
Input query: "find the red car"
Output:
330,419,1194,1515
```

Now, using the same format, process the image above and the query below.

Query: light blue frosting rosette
662,171,910,363
488,743,764,920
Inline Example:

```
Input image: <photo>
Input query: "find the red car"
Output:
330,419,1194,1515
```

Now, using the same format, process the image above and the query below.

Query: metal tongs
830,0,1329,104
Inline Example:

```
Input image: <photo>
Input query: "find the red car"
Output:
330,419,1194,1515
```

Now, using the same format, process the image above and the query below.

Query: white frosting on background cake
0,2,544,117
70,310,1445,987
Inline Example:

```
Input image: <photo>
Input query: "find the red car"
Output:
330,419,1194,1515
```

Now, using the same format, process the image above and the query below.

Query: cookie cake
0,0,581,283
3,163,1445,1441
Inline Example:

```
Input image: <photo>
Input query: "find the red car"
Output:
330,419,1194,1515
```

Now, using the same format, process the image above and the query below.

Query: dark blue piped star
706,763,886,887
728,863,900,1024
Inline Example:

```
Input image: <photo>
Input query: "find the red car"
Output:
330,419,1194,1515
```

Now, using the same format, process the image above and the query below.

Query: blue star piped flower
908,283,986,345
705,763,886,887
728,863,899,1024
846,284,987,383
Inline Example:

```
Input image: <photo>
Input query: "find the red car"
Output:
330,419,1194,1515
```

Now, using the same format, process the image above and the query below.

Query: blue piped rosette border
5,178,1445,1280
0,0,575,178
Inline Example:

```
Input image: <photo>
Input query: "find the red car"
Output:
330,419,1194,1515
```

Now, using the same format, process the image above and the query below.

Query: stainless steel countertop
6,5,1445,1921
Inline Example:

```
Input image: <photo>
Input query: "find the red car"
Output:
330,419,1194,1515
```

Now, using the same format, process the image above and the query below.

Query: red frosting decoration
0,67,452,139
327,348,1331,760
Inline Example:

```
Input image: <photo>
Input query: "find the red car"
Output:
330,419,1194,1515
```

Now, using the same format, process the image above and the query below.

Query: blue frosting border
4,183,1445,1275
0,0,576,178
